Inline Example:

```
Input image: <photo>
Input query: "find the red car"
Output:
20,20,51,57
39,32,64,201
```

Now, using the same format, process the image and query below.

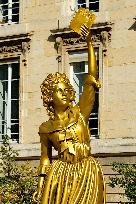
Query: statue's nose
62,91,66,96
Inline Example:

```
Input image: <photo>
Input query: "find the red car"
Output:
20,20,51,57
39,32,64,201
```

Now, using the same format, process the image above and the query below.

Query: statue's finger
84,24,90,31
80,26,89,36
80,28,88,35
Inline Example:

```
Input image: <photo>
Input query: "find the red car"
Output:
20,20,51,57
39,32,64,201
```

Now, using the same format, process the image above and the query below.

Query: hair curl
40,72,76,119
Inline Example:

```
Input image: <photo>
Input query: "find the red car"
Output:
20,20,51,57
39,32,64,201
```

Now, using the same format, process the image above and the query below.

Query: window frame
0,0,19,25
0,59,20,142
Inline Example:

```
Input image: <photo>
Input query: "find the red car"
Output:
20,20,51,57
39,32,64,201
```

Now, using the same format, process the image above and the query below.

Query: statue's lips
62,98,67,101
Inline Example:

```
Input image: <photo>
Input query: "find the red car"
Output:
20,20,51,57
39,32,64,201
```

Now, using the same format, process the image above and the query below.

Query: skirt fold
41,157,105,204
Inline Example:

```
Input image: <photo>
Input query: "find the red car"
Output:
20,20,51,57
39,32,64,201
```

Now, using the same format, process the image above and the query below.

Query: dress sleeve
78,74,97,123
38,133,52,175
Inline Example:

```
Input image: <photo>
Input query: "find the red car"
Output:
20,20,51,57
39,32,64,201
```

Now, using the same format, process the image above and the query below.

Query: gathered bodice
39,105,91,163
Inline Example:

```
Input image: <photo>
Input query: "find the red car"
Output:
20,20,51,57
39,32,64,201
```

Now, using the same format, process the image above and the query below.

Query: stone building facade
0,0,136,203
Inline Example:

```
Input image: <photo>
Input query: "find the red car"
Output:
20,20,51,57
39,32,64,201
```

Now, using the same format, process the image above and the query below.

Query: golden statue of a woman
33,8,106,204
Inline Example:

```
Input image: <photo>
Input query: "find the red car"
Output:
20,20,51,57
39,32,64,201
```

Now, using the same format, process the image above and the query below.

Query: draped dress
38,74,106,204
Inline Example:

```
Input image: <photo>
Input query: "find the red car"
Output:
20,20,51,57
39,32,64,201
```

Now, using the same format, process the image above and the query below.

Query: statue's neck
54,107,70,121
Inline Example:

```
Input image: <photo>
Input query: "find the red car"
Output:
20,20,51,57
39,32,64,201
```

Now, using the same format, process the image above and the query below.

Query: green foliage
0,135,38,204
109,162,136,204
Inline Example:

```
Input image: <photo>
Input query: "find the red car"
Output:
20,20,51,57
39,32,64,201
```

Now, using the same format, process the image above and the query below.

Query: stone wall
12,0,136,142
0,0,136,203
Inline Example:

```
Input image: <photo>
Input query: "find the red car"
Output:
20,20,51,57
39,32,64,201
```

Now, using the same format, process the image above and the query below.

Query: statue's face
52,82,71,108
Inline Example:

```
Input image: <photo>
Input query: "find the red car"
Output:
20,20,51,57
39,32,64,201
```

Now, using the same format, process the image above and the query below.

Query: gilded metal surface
70,7,96,36
33,8,106,204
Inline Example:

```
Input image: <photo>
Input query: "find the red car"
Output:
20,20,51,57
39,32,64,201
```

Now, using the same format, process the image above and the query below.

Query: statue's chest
49,116,86,150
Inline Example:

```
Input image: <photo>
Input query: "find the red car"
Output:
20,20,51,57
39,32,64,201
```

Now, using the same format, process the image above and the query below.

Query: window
69,49,99,138
0,0,19,24
77,0,99,12
0,60,19,142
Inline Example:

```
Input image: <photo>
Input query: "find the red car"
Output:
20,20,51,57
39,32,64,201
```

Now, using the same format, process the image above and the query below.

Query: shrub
109,162,136,204
0,135,38,204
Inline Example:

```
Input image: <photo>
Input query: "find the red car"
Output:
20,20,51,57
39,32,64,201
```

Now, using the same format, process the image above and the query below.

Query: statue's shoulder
39,120,53,134
71,104,80,115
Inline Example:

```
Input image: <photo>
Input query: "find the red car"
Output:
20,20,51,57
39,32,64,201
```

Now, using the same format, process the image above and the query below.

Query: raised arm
78,27,101,123
87,34,98,78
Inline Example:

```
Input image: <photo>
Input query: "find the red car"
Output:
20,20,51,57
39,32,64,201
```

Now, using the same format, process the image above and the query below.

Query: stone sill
91,138,136,155
0,23,33,41
5,138,136,159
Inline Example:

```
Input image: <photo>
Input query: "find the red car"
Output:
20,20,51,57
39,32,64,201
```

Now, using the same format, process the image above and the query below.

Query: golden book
70,7,96,35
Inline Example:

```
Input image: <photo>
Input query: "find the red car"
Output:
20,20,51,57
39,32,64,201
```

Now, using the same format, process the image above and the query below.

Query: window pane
0,2,8,23
71,61,86,103
0,80,8,101
11,133,19,141
0,0,8,3
77,0,99,11
0,102,7,136
0,65,8,80
89,117,98,129
12,0,19,2
12,63,20,79
0,120,7,135
12,14,19,23
90,0,98,2
78,0,86,3
91,92,99,113
11,80,19,99
12,7,19,15
0,0,19,23
89,1,99,12
11,100,19,119
12,1,19,23
0,101,7,122
11,121,19,134
89,91,99,136
0,62,19,141
78,0,86,8
73,62,85,73
73,73,84,94
11,118,19,141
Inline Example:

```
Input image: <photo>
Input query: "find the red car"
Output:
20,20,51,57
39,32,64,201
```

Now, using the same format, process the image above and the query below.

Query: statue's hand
80,24,92,43
33,189,42,203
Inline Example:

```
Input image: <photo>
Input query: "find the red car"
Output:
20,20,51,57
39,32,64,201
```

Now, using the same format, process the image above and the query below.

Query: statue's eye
57,88,63,93
65,89,69,93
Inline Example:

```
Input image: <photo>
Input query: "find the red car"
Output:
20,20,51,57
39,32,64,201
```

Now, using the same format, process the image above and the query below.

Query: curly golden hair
40,72,76,119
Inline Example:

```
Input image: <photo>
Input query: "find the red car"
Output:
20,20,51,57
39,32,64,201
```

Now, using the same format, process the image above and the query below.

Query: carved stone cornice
51,22,112,57
63,34,102,47
0,33,31,61
61,29,111,48
0,32,33,42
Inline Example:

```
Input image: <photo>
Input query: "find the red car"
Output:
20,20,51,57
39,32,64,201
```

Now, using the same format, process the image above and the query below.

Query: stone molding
0,32,32,66
51,22,112,66
6,138,136,159
62,31,111,48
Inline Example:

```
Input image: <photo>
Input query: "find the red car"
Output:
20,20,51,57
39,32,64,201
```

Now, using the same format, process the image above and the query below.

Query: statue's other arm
78,31,100,123
38,134,52,187
33,133,52,201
